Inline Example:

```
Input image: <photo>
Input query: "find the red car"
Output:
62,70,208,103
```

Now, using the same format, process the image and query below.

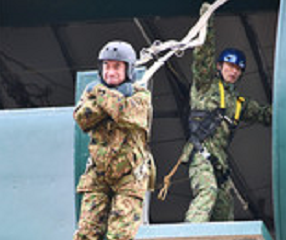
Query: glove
85,79,102,93
116,82,134,97
200,2,211,16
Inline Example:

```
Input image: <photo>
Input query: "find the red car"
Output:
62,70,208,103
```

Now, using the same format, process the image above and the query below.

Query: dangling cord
157,158,182,200
229,178,249,210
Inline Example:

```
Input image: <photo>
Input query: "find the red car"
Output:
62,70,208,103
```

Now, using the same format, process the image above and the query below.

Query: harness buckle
199,147,211,159
222,115,233,125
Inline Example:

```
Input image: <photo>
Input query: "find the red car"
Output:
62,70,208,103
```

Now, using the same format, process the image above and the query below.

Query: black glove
116,82,134,97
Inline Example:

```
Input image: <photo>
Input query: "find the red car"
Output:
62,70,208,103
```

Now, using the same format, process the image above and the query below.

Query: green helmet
98,41,137,81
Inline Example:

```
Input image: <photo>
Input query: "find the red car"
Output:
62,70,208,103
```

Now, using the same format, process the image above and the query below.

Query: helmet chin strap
216,64,226,82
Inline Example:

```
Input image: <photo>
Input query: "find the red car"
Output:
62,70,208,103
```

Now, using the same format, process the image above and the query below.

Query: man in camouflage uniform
73,41,153,239
179,3,272,222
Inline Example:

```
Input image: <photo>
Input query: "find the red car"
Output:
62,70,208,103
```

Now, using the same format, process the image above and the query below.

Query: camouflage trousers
185,152,234,222
73,173,149,240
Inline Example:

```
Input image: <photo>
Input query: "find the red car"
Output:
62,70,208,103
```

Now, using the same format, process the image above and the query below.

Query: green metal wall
0,107,75,240
273,0,286,239
74,71,100,221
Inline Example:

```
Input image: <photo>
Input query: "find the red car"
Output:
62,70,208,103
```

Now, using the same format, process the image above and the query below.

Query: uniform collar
221,80,236,92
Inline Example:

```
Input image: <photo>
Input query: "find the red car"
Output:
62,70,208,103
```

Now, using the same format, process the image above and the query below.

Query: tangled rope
136,0,230,87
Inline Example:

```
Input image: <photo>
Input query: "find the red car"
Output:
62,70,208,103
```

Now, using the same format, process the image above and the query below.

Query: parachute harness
158,80,245,201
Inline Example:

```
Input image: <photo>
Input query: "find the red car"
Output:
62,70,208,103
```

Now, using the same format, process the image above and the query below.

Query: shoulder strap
218,80,226,109
234,96,245,124
218,80,245,124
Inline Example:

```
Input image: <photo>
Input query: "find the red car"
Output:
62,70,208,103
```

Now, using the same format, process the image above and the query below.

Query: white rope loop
136,0,230,86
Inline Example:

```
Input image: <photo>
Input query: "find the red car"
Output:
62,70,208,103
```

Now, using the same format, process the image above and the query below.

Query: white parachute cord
136,39,181,66
136,15,207,86
137,50,174,86
180,0,229,46
136,0,230,86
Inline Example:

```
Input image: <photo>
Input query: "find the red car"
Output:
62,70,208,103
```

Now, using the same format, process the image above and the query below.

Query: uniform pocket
76,169,97,193
76,158,98,193
107,151,133,180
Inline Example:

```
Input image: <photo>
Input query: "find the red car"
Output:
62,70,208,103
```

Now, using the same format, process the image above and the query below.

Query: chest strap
234,96,245,124
188,81,245,147
218,80,245,125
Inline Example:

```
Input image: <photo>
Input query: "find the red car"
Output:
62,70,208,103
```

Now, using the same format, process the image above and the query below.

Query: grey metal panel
136,221,272,240
0,107,75,240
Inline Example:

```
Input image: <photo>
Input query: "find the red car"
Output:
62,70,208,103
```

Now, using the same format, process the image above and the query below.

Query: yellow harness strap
234,96,245,123
218,80,245,123
218,80,226,109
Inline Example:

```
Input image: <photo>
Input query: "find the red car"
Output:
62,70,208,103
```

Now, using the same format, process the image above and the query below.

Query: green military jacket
74,83,153,191
180,17,272,168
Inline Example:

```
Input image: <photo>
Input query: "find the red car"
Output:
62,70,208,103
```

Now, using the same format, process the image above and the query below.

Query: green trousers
74,173,148,240
185,152,234,222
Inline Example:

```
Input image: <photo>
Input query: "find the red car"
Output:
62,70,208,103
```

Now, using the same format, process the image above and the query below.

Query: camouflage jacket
180,17,272,166
74,83,152,190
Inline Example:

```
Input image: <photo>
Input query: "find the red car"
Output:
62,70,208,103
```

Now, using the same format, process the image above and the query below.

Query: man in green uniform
73,41,153,239
179,4,272,222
